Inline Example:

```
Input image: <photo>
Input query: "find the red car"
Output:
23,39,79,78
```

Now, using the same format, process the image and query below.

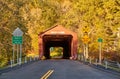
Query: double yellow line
41,70,54,79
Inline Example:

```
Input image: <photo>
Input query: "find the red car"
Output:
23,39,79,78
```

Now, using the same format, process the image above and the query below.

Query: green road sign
98,38,103,42
12,36,22,44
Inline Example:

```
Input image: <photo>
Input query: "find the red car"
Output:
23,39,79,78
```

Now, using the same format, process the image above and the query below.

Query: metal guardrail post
117,62,120,68
25,57,27,63
77,54,80,60
30,57,32,62
34,57,36,61
81,55,82,61
19,58,21,65
10,60,13,68
105,61,108,69
89,58,91,64
95,59,98,65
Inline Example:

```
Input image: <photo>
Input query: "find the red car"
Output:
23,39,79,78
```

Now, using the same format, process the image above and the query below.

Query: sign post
98,38,103,64
82,35,90,61
12,44,15,64
12,27,23,65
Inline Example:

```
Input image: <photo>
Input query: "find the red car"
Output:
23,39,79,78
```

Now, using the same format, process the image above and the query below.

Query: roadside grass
101,64,120,72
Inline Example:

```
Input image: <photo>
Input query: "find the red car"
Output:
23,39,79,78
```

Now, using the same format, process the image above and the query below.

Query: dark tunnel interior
43,35,72,59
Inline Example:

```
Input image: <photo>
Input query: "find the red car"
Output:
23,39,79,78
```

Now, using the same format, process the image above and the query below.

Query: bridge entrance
43,35,72,59
38,25,78,59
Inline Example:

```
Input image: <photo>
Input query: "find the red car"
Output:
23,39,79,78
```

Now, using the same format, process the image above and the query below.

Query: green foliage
50,47,63,58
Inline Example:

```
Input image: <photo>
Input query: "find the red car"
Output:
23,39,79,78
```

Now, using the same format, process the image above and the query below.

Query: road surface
0,59,119,79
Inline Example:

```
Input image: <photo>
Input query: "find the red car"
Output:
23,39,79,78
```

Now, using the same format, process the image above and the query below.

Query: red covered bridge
38,25,78,59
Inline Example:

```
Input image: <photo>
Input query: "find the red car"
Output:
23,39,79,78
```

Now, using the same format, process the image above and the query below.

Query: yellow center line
41,70,51,79
40,70,54,79
44,70,54,79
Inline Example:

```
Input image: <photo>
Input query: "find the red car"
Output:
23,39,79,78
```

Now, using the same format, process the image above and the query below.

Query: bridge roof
39,25,77,37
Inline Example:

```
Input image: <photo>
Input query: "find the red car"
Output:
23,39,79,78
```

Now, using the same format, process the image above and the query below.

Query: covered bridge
38,25,78,59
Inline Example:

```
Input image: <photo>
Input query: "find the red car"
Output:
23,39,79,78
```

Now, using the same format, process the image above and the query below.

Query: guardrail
103,60,120,69
77,55,120,73
0,56,39,75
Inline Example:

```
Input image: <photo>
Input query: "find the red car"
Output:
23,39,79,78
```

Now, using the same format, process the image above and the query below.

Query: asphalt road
0,59,119,79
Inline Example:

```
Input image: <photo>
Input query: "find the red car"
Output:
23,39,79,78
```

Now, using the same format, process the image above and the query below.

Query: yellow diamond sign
82,35,90,44
82,26,90,33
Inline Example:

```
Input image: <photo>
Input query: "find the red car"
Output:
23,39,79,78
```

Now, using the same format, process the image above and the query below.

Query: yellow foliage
27,50,38,57
41,56,46,60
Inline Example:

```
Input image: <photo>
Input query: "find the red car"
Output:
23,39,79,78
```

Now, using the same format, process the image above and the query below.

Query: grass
101,64,120,72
